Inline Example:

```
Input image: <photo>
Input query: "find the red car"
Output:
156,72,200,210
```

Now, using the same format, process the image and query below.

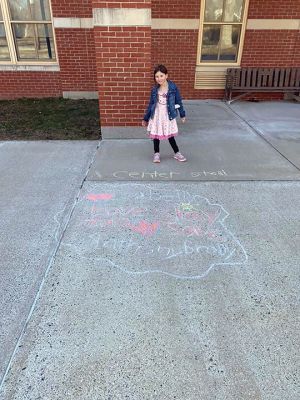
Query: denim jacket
143,80,186,122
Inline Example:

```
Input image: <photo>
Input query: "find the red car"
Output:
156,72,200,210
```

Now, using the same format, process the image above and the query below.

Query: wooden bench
225,67,300,103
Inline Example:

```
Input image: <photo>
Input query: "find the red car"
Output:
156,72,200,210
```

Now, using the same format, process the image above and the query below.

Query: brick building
0,0,299,126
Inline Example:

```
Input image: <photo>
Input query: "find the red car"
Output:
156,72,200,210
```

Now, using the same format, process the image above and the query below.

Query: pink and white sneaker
174,152,186,162
153,152,160,163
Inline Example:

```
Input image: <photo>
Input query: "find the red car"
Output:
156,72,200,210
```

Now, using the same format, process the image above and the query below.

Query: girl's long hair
153,64,168,81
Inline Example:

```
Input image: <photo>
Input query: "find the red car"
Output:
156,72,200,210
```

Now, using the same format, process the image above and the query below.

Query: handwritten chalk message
112,170,228,180
64,185,247,280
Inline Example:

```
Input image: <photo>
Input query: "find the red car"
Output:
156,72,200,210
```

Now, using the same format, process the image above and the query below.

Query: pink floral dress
147,91,178,140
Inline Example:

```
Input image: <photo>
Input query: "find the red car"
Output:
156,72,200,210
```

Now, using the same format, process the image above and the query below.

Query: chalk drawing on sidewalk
63,185,248,280
111,170,228,180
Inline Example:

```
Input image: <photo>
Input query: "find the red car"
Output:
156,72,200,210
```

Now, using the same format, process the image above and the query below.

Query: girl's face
155,71,168,86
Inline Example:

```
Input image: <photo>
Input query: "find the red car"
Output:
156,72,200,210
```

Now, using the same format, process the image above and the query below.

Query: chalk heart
81,187,248,279
128,220,159,236
86,193,113,201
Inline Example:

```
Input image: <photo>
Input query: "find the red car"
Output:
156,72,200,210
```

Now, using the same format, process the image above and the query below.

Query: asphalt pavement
0,100,299,400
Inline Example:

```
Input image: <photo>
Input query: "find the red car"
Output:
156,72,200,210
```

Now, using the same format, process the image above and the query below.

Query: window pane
224,0,244,22
204,0,223,22
13,23,36,59
0,23,10,60
9,0,51,21
204,0,244,23
37,24,55,59
201,26,220,61
13,23,55,60
219,25,240,61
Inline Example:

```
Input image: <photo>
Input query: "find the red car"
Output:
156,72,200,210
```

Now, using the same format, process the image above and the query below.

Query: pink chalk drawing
86,193,113,201
127,220,159,236
66,185,248,280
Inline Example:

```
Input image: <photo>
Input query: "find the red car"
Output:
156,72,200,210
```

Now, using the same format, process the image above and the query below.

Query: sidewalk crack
0,140,101,392
225,103,300,173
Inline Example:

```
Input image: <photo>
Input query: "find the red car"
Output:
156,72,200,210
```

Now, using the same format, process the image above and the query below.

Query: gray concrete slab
0,141,98,384
101,126,146,139
230,101,300,123
88,101,300,181
100,100,236,140
1,100,300,400
1,181,299,400
230,101,300,169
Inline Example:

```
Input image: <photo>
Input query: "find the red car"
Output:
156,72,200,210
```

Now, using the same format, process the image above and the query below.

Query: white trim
93,8,151,27
151,19,199,30
0,64,60,71
53,17,93,29
63,91,99,99
247,19,300,30
1,0,17,62
51,16,300,31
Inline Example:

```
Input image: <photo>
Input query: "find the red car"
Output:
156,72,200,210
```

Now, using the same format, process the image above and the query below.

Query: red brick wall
0,0,96,100
242,30,300,67
152,0,200,18
248,0,300,19
150,0,300,103
91,0,152,126
1,0,299,112
152,29,227,100
152,30,203,99
292,29,300,66
0,28,98,99
55,29,97,91
92,1,150,8
152,0,300,19
51,0,93,17
48,1,97,93
0,72,61,99
95,26,151,126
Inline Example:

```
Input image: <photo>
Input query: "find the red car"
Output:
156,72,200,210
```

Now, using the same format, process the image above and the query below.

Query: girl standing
142,65,187,163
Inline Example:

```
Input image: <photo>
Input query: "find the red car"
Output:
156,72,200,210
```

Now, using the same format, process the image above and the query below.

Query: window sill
0,64,60,72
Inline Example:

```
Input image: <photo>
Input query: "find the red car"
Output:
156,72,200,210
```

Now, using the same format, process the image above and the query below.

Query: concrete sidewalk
0,101,300,400
91,100,300,181
0,141,98,384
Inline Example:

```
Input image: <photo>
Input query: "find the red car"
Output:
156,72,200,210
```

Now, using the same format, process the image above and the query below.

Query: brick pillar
92,2,152,126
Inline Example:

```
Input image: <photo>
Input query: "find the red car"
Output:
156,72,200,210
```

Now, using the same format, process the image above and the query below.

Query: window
198,0,248,64
194,0,248,89
0,0,56,63
0,5,10,60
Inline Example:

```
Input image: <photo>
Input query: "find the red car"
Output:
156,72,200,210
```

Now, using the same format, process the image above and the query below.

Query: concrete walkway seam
225,102,300,173
0,140,101,392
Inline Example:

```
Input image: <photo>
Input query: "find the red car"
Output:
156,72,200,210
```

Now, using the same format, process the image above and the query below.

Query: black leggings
153,137,179,154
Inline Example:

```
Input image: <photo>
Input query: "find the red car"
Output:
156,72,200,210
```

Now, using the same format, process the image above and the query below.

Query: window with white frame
199,0,248,64
0,0,56,63
0,4,10,60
